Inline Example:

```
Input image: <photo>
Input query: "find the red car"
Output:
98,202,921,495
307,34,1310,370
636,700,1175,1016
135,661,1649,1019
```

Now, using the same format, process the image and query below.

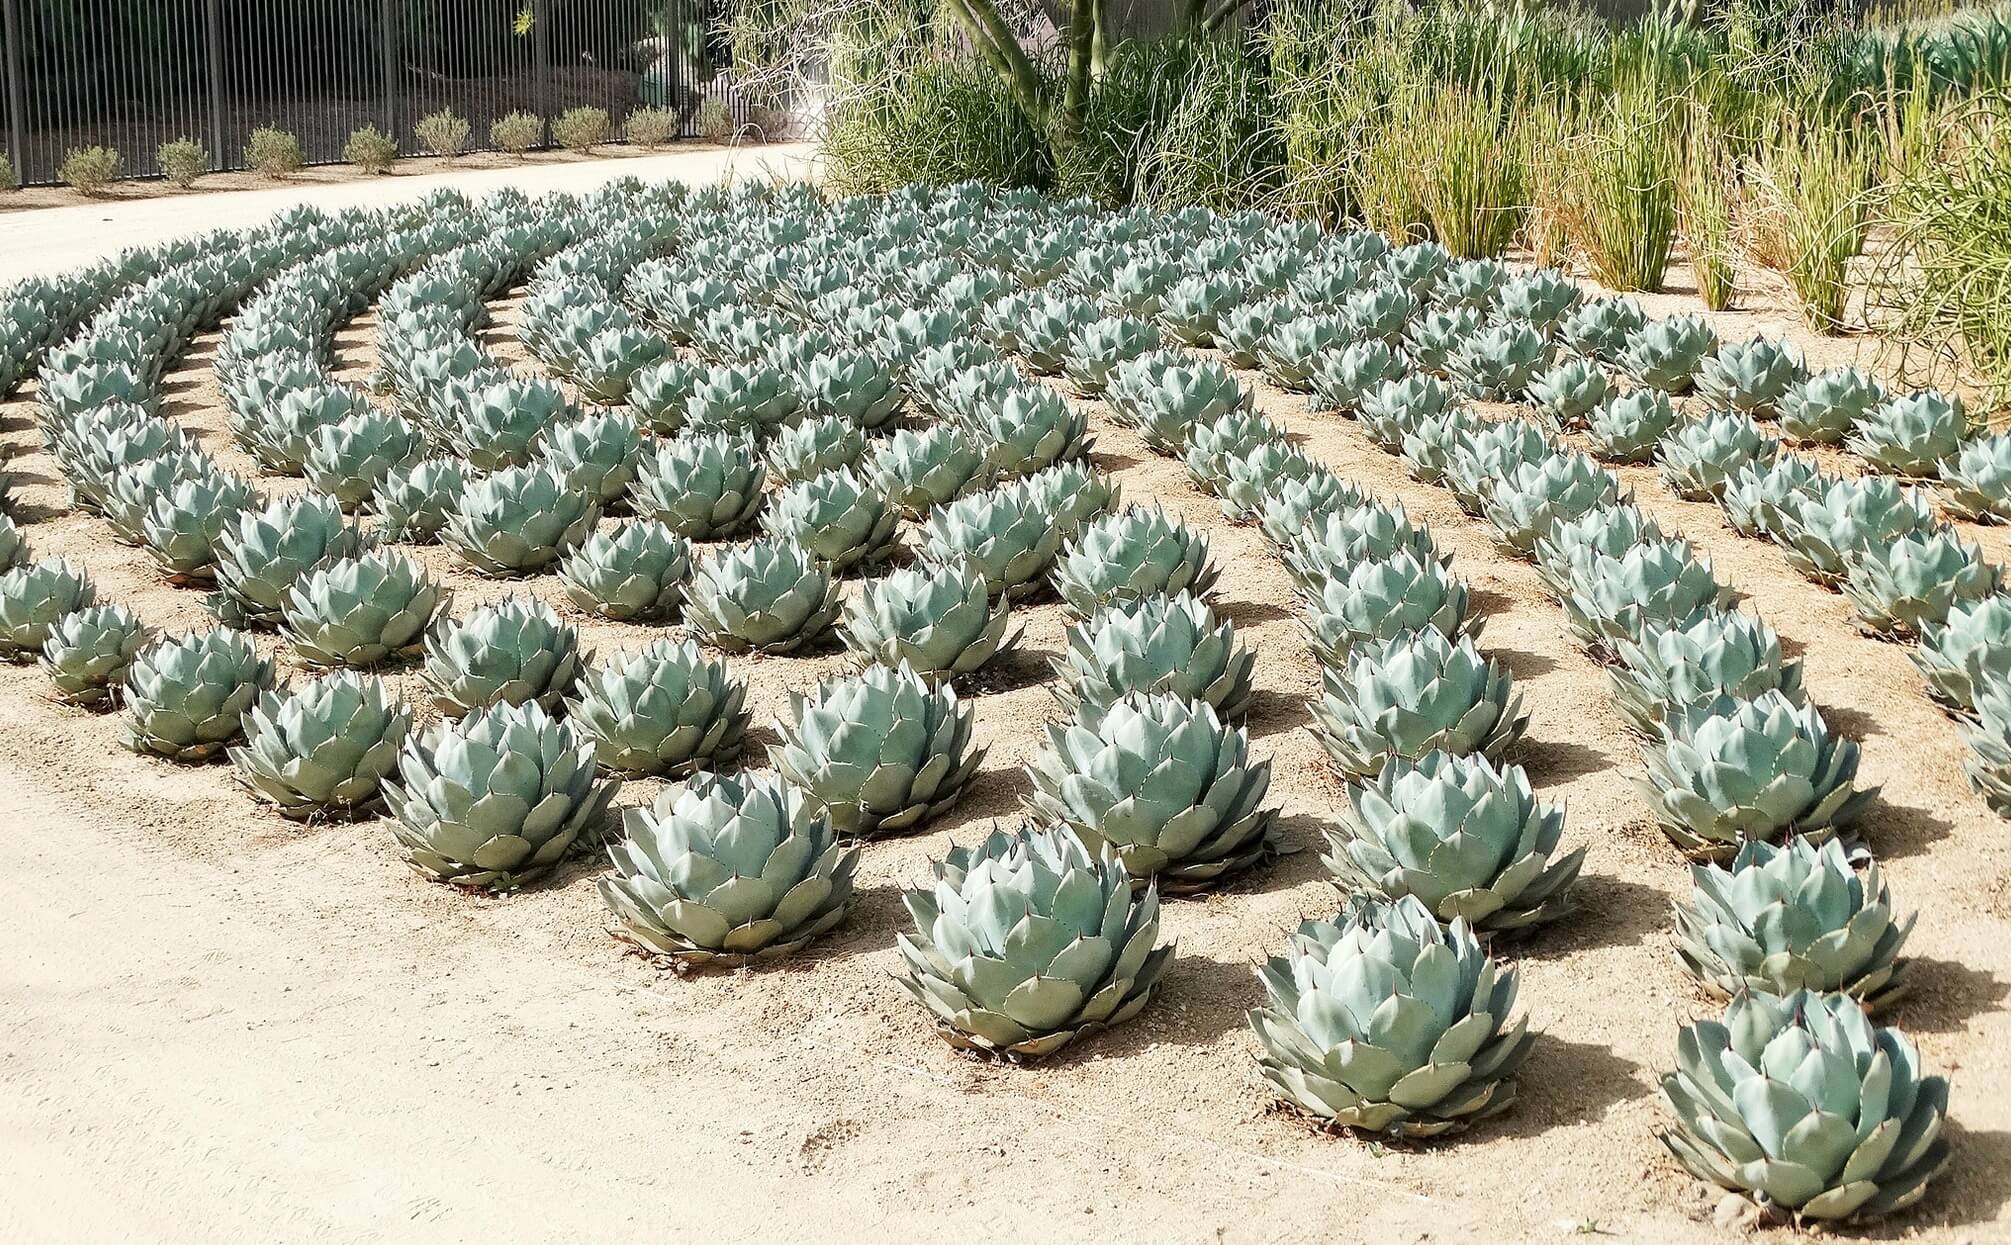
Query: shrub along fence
0,0,738,185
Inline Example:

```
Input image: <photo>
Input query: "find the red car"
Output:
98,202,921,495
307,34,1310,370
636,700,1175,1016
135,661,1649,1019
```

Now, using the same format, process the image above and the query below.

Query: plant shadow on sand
1512,735,1616,786
1515,874,1671,958
1849,1121,2011,1236
1486,1033,1646,1139
1889,955,2011,1034
1863,794,1954,862
1057,950,1263,1060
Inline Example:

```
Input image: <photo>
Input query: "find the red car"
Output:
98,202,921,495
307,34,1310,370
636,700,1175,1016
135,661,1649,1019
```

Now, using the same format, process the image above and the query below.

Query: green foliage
826,55,1050,194
245,126,304,176
60,144,122,195
490,110,544,154
552,106,611,152
625,106,679,148
414,109,471,157
156,137,207,188
344,125,399,174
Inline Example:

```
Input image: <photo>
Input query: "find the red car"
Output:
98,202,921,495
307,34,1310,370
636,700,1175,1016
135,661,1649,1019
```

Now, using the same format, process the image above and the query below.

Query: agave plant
1052,591,1254,718
302,410,424,511
1358,374,1454,450
1158,273,1242,346
1660,991,1948,1222
1061,315,1162,397
139,470,260,585
1305,338,1399,413
1326,752,1582,932
556,520,692,623
965,386,1090,480
1026,691,1276,893
1557,295,1646,363
794,348,903,429
1675,837,1911,1008
1640,690,1873,860
1023,460,1120,538
1778,477,1941,587
423,596,583,717
1585,389,1679,463
1695,338,1803,416
1721,455,1833,541
1498,269,1579,328
0,557,94,661
1309,630,1527,780
442,464,600,577
1400,406,1485,485
767,414,866,485
1052,506,1218,616
0,515,21,572
564,638,749,778
1847,391,1969,478
1618,314,1717,393
919,482,1063,601
369,456,470,544
1913,594,2011,710
1841,529,2000,637
1259,314,1351,392
1526,357,1611,430
771,661,982,836
1183,409,1280,497
1562,540,1735,658
1660,413,1779,501
628,358,707,434
1535,503,1667,599
1340,283,1415,344
123,627,276,763
631,433,767,540
1216,442,1323,523
1610,609,1805,735
895,823,1171,1060
1300,550,1478,667
230,672,411,820
244,383,375,475
1249,895,1530,1136
382,699,620,891
1283,504,1441,593
685,362,799,435
842,562,1018,683
1482,453,1628,557
1257,467,1368,549
1216,299,1295,370
1402,305,1482,374
685,538,842,654
39,603,149,708
282,551,445,668
1446,418,1551,514
764,466,900,572
1778,367,1884,444
454,378,572,470
211,494,368,628
873,425,986,518
1449,320,1548,399
600,771,857,969
1939,432,2011,522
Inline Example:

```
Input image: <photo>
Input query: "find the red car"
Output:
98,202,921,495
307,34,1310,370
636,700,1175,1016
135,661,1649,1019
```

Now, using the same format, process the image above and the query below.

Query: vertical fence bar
2,0,26,182
533,0,551,148
380,0,398,141
203,0,224,166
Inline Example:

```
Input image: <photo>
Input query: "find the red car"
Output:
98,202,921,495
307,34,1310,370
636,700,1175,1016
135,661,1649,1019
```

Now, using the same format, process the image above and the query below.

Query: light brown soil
1,222,2007,1242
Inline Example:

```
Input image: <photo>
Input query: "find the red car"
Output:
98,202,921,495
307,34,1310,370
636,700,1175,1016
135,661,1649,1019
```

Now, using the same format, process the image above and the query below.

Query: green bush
551,106,611,153
625,106,679,148
695,98,735,143
1563,88,1680,291
0,150,15,191
825,57,1050,195
246,127,304,176
344,125,399,174
414,109,471,156
60,145,123,196
491,111,544,155
156,137,207,188
1053,35,1202,208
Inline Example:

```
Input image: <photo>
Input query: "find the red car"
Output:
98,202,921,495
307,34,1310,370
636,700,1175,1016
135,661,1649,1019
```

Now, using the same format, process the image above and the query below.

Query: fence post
379,0,398,142
533,0,551,148
3,0,28,183
204,0,225,167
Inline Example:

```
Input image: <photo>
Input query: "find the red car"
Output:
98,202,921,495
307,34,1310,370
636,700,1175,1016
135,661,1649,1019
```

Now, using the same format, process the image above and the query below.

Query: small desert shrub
1681,114,1739,311
345,125,399,174
552,106,610,152
60,145,123,196
414,109,471,156
246,127,304,176
0,150,14,191
491,111,544,155
156,137,207,188
624,106,678,148
695,98,734,143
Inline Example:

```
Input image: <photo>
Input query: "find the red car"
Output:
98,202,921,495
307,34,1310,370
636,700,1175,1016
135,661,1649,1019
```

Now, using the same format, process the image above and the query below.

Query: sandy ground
0,168,2007,1243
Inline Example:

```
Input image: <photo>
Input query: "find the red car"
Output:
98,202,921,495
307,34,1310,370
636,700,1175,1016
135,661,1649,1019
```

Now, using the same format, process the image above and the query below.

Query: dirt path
1,192,2007,1241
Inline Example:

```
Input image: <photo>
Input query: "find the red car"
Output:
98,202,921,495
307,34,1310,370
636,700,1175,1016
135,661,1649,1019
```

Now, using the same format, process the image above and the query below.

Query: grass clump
1561,88,1681,291
156,137,207,188
1748,117,1872,330
60,145,123,195
1415,86,1525,259
1680,111,1740,310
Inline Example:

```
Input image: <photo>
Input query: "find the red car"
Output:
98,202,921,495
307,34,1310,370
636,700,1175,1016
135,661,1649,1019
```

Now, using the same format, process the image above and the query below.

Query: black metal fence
0,0,740,185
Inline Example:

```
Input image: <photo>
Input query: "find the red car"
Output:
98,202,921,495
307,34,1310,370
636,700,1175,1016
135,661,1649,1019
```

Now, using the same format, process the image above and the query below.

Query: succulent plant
1449,320,1548,399
686,362,799,435
1640,691,1873,859
212,494,367,628
631,433,767,540
1182,408,1279,496
454,378,572,470
1310,630,1527,780
1052,506,1217,616
1618,314,1717,393
1483,453,1628,557
1721,455,1833,541
1525,357,1611,429
1283,503,1441,593
1256,467,1369,549
896,823,1171,1061
1216,298,1295,369
1306,338,1400,414
1659,413,1779,501
369,456,471,544
1340,283,1416,344
600,771,857,969
1534,502,1667,598
965,386,1090,480
1610,609,1805,736
1778,367,1884,444
556,520,692,623
628,358,707,434
1052,591,1254,718
1249,894,1530,1136
282,551,445,668
140,470,260,585
245,383,375,475
1402,304,1483,374
1938,432,2011,522
842,562,1018,683
1022,460,1120,540
766,414,867,486
1061,315,1162,397
919,481,1063,601
1778,477,1940,587
1675,837,1911,1008
1112,357,1249,458
423,596,583,718
303,410,424,511
382,699,619,891
1562,540,1735,658
123,627,275,763
442,464,599,578
1259,314,1351,392
1695,338,1804,416
763,466,899,572
1913,594,2011,710
1841,529,2000,637
1557,295,1647,363
1027,691,1276,893
1446,418,1552,514
1301,549,1479,667
1848,391,1970,478
909,340,1003,419
0,557,95,661
1327,751,1581,932
1158,273,1242,346
39,603,149,708
565,638,750,778
685,538,842,654
1400,406,1486,485
795,348,903,429
536,411,644,510
1216,442,1323,523
1660,990,1948,1222
1498,269,1580,328
1386,240,1451,297
230,672,411,820
0,515,22,573
771,661,982,837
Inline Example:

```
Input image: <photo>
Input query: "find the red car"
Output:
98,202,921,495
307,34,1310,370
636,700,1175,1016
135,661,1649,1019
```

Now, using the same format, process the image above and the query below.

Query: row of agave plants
0,175,1963,1223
